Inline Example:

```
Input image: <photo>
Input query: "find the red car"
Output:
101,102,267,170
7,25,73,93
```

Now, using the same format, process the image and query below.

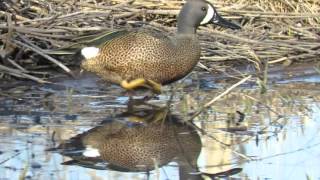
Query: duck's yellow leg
145,79,162,94
121,78,146,90
120,78,162,94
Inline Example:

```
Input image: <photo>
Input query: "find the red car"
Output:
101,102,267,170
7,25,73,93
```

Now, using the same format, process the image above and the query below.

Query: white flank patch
81,47,100,59
83,146,101,157
200,4,215,25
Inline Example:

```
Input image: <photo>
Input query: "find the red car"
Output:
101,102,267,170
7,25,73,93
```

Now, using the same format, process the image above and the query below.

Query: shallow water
0,65,320,180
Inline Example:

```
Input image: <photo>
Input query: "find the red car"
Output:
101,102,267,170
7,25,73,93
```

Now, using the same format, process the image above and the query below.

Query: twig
188,75,252,122
12,37,75,78
0,64,49,83
6,58,28,72
0,151,22,165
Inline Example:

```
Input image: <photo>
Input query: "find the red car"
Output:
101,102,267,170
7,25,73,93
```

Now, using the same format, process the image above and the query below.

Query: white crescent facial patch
200,4,215,25
81,47,100,59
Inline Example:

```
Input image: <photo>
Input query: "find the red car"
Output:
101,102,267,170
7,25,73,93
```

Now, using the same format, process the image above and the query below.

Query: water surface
0,66,320,180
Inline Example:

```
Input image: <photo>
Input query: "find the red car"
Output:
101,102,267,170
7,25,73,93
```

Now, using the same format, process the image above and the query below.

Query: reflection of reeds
180,83,320,140
0,0,319,82
179,83,320,166
19,162,29,180
188,75,252,122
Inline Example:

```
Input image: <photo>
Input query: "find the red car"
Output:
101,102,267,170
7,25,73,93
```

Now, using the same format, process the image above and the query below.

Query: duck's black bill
212,14,241,30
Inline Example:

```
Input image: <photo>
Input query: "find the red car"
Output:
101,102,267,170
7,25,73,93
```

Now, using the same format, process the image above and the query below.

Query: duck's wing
48,29,172,54
46,30,130,55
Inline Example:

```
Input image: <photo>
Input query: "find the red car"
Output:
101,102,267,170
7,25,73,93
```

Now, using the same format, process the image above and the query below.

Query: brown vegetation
0,0,319,82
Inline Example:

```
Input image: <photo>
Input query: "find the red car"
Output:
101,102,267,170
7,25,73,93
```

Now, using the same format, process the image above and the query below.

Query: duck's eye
201,7,206,11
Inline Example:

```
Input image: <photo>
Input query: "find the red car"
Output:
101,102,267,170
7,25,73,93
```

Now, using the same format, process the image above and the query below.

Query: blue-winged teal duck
80,0,240,93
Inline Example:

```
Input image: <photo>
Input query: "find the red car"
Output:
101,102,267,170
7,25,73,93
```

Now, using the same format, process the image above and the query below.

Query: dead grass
0,0,319,82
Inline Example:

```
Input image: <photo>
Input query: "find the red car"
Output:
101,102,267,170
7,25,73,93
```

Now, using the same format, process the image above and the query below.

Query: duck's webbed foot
120,78,162,94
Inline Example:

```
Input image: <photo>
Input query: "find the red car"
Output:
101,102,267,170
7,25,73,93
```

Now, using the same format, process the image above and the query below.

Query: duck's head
177,0,240,34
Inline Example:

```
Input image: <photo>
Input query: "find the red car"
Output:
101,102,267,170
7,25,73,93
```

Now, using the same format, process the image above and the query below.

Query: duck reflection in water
51,106,241,179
